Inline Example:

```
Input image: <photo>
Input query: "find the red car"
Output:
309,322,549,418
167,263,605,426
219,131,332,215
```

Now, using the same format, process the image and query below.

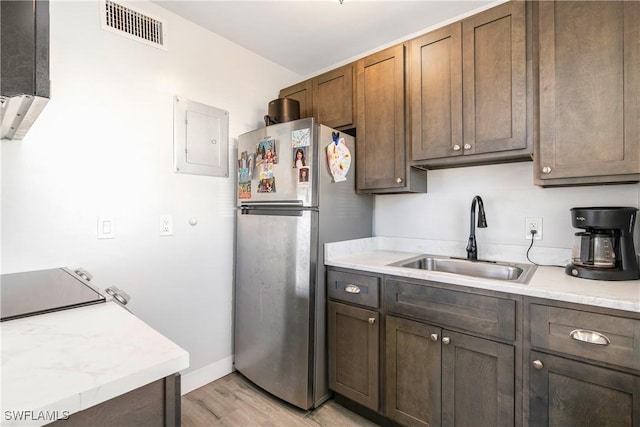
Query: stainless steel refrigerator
234,117,372,409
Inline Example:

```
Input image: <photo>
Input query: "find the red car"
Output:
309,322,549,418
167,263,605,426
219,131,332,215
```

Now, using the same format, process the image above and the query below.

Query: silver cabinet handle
542,166,552,174
442,336,451,345
569,329,610,346
344,284,361,294
452,145,461,151
430,333,439,342
114,290,130,305
396,177,403,184
74,268,93,281
532,360,544,370
368,317,376,325
463,144,471,150
105,286,130,305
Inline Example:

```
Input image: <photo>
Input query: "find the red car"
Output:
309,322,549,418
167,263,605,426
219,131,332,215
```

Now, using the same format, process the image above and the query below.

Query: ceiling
152,0,497,77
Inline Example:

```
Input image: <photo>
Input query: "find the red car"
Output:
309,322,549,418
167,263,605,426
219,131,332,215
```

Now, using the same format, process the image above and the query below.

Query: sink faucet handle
477,199,487,228
467,195,487,261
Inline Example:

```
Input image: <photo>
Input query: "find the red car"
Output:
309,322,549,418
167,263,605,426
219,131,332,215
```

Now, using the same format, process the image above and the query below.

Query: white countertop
1,302,189,426
325,237,640,313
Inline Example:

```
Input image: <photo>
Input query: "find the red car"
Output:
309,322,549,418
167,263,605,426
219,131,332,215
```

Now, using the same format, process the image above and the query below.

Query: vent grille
102,0,165,48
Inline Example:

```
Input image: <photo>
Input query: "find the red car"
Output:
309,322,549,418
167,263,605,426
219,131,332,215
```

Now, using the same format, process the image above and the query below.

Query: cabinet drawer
385,279,516,340
530,304,640,371
327,270,380,308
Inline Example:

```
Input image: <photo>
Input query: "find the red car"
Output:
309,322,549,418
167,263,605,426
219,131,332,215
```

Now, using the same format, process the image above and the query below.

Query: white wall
375,162,640,261
1,1,299,392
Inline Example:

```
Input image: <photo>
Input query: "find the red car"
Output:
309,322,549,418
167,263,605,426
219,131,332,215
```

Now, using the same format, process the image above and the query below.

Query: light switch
98,216,115,239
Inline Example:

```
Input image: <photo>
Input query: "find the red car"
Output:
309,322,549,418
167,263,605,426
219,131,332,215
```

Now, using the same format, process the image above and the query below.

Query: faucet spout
466,195,487,261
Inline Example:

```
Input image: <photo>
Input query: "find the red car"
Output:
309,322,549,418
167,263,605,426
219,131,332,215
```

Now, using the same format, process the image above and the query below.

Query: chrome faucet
466,195,487,261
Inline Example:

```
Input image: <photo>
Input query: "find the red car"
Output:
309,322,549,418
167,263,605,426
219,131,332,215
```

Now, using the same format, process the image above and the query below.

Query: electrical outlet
525,217,542,240
160,215,173,236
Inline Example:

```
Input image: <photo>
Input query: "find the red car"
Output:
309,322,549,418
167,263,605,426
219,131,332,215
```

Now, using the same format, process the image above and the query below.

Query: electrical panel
173,96,229,177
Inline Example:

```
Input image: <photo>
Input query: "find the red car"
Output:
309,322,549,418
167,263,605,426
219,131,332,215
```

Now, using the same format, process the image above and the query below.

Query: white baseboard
180,356,234,395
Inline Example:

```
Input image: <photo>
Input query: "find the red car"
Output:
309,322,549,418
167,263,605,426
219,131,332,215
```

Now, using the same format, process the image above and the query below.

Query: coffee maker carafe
566,207,639,280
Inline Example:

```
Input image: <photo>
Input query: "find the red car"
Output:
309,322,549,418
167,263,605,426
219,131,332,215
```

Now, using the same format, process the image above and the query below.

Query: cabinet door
313,64,355,129
410,23,463,161
279,79,313,119
356,44,406,191
328,301,379,411
385,315,440,427
537,1,640,183
441,331,515,427
462,0,527,156
529,351,640,427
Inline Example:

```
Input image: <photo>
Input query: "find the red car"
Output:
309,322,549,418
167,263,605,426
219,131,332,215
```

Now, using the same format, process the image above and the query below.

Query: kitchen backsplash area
374,161,640,265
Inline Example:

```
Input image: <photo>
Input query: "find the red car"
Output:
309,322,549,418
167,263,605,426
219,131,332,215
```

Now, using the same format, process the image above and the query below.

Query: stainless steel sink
390,255,536,284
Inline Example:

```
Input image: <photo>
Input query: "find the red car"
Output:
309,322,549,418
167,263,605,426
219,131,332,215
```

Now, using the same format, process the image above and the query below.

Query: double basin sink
390,255,536,284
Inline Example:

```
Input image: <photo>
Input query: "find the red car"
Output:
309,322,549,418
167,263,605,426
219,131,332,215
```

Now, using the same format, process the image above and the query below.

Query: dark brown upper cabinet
356,44,427,193
535,1,640,186
279,65,355,130
410,22,463,161
312,64,355,130
410,1,530,167
356,44,406,191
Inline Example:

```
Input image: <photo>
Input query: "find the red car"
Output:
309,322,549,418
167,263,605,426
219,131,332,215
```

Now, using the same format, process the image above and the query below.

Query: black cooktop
0,268,106,321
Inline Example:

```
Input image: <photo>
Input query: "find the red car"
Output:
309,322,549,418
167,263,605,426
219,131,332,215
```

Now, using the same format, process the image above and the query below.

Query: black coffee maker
566,207,640,281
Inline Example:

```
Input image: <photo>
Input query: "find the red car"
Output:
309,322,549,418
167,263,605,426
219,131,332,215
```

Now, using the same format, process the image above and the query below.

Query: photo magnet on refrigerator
293,147,308,168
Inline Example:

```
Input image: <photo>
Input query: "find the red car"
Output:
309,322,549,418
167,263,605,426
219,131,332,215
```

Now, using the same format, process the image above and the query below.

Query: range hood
1,0,50,140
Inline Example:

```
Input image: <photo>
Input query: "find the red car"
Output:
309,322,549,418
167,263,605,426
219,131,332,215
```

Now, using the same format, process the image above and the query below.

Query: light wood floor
182,372,379,427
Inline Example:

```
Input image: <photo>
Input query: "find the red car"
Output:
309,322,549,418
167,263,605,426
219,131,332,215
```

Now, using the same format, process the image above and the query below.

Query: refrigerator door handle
241,207,304,217
240,201,304,208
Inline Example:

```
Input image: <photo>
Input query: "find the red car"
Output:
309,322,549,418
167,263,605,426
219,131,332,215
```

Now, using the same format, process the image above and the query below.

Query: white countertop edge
1,302,190,426
325,238,640,314
326,258,640,313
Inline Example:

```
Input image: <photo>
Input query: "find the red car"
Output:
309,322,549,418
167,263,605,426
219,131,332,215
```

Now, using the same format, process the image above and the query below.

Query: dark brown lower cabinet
328,301,379,411
529,351,640,427
442,331,515,427
386,315,515,427
49,373,181,427
385,315,441,427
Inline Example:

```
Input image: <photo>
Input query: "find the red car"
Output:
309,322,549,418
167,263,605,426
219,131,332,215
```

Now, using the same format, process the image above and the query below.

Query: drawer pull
430,333,439,342
442,336,451,345
368,317,376,325
532,360,544,370
569,329,610,346
344,284,361,294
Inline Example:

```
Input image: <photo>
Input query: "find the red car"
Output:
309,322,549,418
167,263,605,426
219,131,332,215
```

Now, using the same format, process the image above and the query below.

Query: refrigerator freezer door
237,118,316,207
234,208,318,410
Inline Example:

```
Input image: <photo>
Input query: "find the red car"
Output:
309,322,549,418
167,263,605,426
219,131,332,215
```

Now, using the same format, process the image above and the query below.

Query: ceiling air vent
101,0,167,50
